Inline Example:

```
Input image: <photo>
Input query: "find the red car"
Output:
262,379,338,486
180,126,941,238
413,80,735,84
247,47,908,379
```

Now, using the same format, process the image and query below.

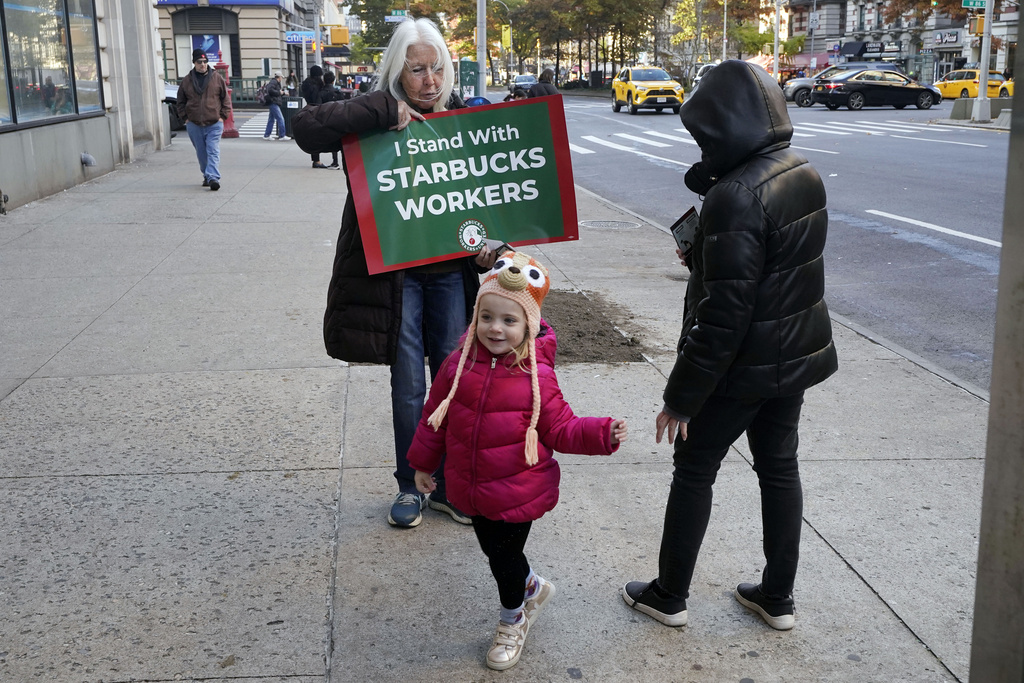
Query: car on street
164,80,184,130
784,61,906,107
932,69,1013,99
811,68,940,110
611,66,684,114
508,74,537,93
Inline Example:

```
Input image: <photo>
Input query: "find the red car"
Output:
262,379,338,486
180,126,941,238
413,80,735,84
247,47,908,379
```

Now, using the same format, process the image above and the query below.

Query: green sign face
962,0,985,8
343,98,578,274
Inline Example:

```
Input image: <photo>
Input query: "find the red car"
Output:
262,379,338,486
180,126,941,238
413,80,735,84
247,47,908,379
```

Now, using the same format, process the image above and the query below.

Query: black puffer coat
664,60,838,418
292,90,479,364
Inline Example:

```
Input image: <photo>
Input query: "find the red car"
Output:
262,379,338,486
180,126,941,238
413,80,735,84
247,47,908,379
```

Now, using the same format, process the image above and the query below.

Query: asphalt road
555,95,1007,392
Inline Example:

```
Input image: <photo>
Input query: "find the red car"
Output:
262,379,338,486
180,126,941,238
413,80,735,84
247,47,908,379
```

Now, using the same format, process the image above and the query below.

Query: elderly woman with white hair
293,19,497,529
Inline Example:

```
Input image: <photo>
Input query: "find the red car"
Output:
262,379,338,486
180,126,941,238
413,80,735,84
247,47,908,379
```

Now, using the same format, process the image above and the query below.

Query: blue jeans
391,270,467,494
186,120,223,182
265,103,285,137
658,392,805,600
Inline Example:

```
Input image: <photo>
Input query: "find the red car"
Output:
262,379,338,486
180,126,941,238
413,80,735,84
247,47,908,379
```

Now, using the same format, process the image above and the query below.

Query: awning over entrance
839,41,866,57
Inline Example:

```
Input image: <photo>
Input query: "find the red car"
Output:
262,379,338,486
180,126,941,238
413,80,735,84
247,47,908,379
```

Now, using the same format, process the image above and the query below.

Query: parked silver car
784,61,906,107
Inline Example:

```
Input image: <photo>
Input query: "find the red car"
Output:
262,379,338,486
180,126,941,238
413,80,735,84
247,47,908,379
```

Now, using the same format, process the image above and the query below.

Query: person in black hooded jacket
301,65,328,168
622,60,838,632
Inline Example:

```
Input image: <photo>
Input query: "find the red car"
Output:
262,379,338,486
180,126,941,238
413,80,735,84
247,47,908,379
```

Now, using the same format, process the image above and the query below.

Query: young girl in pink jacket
408,251,628,671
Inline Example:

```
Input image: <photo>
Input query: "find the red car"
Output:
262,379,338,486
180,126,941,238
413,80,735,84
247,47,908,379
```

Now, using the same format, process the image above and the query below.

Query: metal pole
723,0,728,61
773,0,781,82
971,0,995,122
491,0,511,83
810,0,816,68
314,0,322,72
476,0,487,97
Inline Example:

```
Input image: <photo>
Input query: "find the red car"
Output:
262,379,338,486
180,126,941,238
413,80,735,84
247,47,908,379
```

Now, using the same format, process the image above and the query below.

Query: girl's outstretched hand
610,419,628,446
414,470,436,494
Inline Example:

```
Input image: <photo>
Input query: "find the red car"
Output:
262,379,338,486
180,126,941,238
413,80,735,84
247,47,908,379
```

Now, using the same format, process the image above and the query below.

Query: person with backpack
263,72,288,141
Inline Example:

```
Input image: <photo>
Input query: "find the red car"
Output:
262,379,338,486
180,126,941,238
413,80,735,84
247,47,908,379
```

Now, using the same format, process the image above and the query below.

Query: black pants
472,516,532,609
658,392,805,600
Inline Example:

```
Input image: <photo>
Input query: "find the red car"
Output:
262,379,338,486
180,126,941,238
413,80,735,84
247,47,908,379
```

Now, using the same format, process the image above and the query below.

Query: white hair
372,17,455,113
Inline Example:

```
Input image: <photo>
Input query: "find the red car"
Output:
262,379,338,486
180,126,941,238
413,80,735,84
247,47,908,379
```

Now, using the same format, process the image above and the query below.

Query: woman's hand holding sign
392,101,426,131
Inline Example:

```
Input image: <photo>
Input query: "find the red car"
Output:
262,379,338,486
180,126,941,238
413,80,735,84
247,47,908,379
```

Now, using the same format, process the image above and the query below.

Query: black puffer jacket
292,90,479,364
664,60,838,418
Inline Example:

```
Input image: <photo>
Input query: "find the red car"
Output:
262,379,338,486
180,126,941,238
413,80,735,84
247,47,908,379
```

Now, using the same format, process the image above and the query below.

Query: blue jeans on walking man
391,270,467,497
265,103,285,138
186,120,223,183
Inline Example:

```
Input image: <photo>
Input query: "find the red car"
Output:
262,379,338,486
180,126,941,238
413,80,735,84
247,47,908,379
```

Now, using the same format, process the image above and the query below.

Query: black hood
681,60,793,188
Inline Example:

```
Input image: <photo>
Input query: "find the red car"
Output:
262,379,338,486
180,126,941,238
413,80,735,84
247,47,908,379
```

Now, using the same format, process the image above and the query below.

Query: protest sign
342,96,578,274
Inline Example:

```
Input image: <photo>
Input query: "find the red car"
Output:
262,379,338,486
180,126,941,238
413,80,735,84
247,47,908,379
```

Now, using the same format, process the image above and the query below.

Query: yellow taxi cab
933,69,1013,99
611,66,684,114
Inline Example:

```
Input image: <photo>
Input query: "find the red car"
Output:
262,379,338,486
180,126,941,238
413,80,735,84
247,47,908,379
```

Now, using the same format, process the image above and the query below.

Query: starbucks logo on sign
458,219,487,252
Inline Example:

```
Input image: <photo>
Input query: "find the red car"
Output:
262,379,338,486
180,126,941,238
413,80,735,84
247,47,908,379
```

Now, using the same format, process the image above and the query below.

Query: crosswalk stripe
642,131,698,145
580,135,691,166
889,135,987,147
883,120,950,131
569,143,596,154
613,133,672,147
793,124,853,135
812,121,895,133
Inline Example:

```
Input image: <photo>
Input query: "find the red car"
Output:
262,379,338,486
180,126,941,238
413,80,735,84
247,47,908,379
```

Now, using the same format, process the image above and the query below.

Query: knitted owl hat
427,251,551,466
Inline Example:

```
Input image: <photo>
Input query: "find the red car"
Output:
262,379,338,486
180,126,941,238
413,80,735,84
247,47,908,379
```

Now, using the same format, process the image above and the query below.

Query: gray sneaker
387,492,425,528
427,491,472,524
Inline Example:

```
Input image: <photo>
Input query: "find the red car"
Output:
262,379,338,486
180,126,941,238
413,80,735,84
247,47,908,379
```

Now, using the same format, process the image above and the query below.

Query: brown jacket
176,68,230,126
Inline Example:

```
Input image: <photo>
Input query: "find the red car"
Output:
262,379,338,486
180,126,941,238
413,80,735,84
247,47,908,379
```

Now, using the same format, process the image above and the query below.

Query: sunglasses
196,59,208,63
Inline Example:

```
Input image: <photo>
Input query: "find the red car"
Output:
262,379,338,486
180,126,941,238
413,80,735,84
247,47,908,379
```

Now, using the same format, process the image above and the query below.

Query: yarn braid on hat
427,251,550,466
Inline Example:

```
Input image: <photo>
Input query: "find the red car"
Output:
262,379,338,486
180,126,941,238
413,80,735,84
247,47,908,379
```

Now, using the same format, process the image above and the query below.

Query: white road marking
866,210,1002,247
568,143,595,154
792,145,840,155
580,135,691,166
883,120,951,131
793,124,854,135
613,133,673,147
643,131,699,145
888,135,987,147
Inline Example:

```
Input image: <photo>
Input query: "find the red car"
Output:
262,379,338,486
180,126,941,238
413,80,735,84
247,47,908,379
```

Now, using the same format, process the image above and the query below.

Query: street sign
385,9,409,22
962,0,985,7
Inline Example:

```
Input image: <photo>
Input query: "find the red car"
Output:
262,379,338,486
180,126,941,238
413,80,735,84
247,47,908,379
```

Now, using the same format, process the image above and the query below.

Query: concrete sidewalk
0,130,986,682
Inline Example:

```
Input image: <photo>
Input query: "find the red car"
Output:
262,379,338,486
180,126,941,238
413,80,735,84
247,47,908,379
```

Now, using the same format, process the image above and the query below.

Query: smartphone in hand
670,207,699,258
481,238,511,256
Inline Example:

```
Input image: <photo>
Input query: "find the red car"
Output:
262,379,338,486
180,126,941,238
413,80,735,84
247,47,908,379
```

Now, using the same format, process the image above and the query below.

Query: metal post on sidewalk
969,46,1024,681
971,0,995,122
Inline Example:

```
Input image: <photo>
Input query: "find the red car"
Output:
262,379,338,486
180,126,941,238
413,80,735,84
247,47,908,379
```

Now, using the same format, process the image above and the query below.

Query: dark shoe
622,580,687,626
329,162,340,168
312,161,328,169
202,178,209,187
209,180,220,191
427,491,472,525
387,492,425,528
734,583,795,630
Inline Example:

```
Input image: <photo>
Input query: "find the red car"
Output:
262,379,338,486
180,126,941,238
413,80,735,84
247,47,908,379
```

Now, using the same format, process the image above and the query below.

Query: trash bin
282,96,303,137
589,70,603,88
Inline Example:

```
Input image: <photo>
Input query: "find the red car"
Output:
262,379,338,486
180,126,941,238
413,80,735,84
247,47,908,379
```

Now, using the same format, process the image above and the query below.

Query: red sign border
342,95,578,275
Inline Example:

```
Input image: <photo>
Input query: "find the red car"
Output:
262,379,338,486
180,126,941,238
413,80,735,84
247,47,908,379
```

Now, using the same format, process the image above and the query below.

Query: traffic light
969,16,985,35
329,26,349,46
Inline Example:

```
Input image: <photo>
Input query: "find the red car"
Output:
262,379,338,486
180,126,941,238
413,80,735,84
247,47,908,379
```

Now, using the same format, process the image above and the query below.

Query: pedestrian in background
292,17,493,530
318,72,342,168
176,48,230,191
622,60,838,631
503,88,528,102
285,70,297,96
528,69,558,97
301,65,328,169
409,251,628,670
263,72,288,141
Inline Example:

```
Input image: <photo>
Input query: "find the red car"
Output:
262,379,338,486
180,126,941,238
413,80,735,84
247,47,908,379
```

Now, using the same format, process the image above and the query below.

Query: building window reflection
0,0,102,127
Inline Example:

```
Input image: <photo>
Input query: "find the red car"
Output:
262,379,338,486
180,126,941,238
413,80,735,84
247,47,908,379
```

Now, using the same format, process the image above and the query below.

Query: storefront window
0,11,11,125
5,0,74,121
68,0,100,112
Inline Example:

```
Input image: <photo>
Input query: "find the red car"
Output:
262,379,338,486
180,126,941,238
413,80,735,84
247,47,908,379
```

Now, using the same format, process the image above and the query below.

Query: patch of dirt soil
541,290,646,363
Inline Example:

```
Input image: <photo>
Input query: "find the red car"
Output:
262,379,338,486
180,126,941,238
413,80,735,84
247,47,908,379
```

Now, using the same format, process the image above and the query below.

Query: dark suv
784,62,906,107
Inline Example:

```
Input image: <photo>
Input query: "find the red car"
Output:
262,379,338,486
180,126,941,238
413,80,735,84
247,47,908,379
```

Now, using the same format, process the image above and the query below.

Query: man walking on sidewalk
622,60,838,631
263,72,288,141
176,48,230,191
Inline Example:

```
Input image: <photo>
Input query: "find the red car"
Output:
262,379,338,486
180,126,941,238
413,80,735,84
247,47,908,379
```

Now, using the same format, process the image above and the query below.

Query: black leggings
472,516,532,609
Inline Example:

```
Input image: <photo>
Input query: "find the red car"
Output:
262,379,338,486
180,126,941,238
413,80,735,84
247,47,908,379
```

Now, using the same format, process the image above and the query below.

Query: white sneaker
524,576,555,625
262,135,272,140
485,617,529,671
277,135,291,141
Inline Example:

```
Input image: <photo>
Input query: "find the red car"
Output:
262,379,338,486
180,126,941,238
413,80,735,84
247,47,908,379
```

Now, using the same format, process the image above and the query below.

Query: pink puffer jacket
408,322,618,523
